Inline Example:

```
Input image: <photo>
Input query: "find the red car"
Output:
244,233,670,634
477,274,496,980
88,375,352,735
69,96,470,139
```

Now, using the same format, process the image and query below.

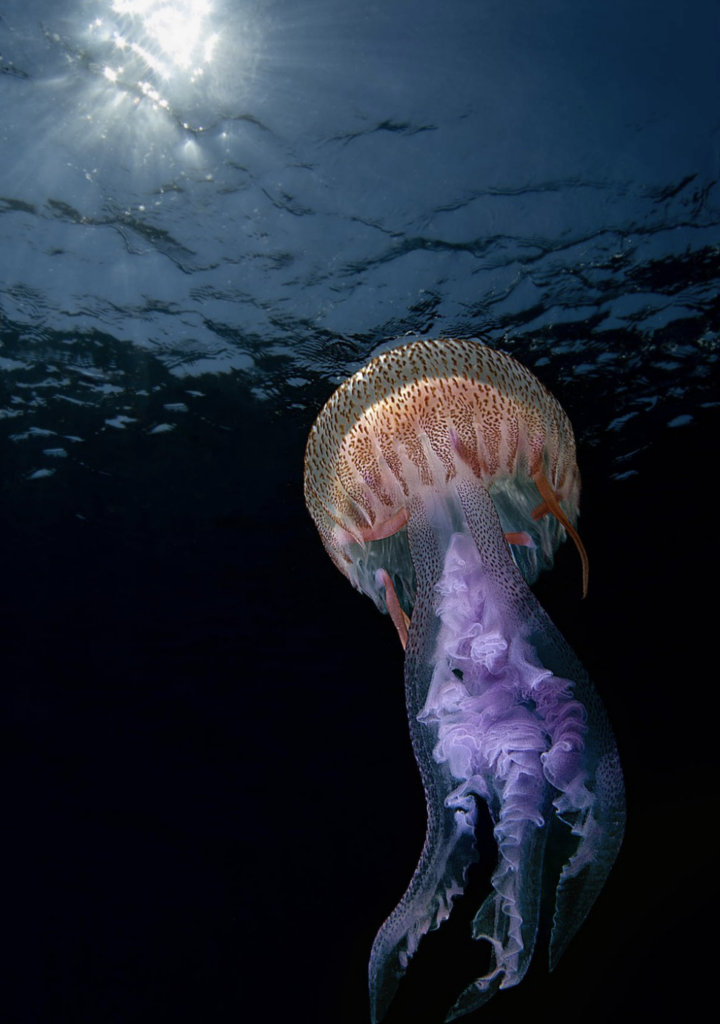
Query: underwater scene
2,2,718,1022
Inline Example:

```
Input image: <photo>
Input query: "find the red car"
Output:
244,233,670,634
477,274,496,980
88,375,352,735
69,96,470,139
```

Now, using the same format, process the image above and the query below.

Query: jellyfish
303,338,625,1021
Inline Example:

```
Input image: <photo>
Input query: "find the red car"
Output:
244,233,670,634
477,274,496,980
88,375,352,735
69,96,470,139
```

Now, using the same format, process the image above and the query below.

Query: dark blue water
2,2,718,1022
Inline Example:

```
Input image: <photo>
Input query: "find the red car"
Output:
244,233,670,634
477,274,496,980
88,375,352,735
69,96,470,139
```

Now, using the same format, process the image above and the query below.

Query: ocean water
2,2,718,1022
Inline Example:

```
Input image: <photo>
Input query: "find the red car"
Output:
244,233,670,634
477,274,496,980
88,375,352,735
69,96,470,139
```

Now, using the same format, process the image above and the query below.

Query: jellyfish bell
304,338,624,1022
305,337,588,638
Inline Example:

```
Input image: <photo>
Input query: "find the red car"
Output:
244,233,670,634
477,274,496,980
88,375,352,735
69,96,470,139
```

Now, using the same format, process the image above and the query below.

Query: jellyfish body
304,339,625,1021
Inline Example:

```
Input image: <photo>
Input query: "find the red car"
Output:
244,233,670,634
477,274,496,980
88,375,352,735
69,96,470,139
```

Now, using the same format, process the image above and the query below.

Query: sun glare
90,0,220,107
78,0,260,149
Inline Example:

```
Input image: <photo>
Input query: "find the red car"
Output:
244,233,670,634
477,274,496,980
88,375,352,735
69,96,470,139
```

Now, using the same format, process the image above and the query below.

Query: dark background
4,380,718,1023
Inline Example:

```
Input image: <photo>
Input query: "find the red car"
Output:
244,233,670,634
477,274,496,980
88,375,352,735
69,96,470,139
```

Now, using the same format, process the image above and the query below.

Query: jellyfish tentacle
504,530,534,547
533,469,589,597
530,500,550,520
546,676,626,970
431,483,557,1015
373,483,575,1021
369,493,479,1024
361,508,410,542
376,568,410,649
455,477,624,991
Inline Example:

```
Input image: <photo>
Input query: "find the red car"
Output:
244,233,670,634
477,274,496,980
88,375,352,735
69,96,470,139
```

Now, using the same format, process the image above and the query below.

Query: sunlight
89,0,220,100
111,1,215,71
61,0,262,169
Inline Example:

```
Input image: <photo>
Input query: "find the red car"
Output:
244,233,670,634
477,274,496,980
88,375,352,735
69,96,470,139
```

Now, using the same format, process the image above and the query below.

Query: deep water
2,2,718,1023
